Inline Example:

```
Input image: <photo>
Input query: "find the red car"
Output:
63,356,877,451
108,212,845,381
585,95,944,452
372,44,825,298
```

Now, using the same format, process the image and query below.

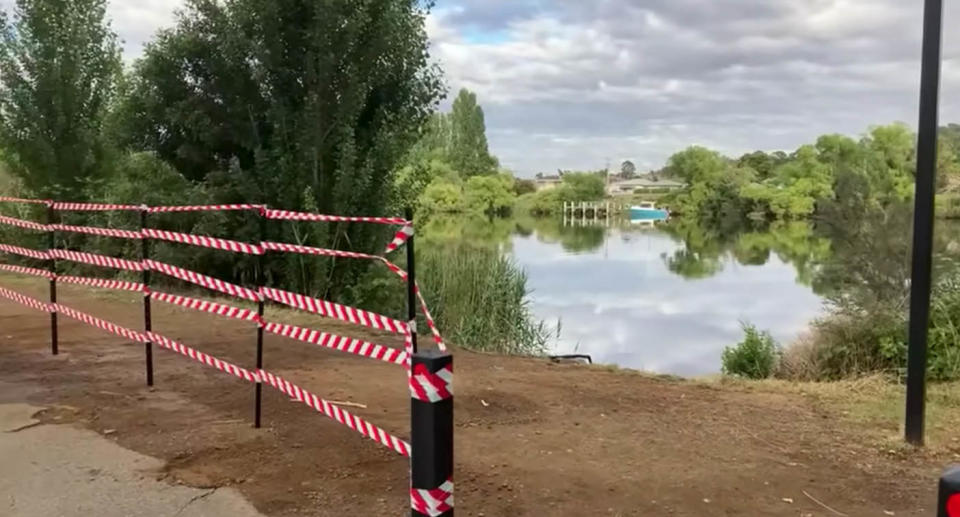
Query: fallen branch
327,400,367,409
802,489,848,516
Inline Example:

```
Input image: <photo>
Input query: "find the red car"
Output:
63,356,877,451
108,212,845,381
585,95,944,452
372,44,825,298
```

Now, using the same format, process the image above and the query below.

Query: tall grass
417,244,554,355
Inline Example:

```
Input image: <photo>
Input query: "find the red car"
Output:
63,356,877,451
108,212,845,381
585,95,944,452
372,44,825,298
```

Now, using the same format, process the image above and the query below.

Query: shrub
721,323,779,379
418,179,464,216
464,174,515,215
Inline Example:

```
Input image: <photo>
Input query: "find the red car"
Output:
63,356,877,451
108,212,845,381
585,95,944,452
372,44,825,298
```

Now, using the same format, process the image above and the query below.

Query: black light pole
905,0,944,446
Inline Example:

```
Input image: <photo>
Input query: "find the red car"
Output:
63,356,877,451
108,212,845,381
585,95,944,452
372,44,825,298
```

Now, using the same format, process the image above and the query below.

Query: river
421,213,960,376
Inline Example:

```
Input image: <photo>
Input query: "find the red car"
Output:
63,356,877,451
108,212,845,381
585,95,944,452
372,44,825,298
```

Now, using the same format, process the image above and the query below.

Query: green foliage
721,323,779,379
0,0,122,197
464,174,515,215
447,89,498,177
418,179,464,216
111,0,443,297
559,172,605,201
417,244,553,355
513,178,537,196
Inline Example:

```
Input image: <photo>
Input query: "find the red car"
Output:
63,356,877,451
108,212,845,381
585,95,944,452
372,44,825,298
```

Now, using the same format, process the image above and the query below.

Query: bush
464,174,515,215
721,323,779,379
418,179,464,216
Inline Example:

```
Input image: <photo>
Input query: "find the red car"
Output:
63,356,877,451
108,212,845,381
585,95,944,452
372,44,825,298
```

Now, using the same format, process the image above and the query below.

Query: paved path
0,401,264,517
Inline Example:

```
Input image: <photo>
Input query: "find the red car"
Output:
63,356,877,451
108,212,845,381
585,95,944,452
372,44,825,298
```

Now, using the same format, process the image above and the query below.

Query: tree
666,146,728,184
115,0,444,297
0,0,122,196
464,174,514,215
621,160,636,178
447,88,497,177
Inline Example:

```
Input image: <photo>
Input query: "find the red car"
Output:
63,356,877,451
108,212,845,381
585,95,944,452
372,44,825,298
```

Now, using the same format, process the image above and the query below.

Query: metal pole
140,209,153,386
405,208,418,355
905,0,943,446
410,350,453,517
46,204,58,355
254,208,266,428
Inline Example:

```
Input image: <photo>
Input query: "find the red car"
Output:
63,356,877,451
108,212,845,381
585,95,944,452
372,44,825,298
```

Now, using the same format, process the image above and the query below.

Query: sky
5,0,958,177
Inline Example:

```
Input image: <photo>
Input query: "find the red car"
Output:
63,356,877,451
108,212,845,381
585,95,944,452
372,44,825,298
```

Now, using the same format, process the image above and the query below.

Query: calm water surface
509,222,824,376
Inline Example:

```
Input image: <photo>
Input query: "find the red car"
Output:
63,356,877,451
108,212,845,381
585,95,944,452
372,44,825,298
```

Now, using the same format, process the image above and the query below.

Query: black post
46,204,58,355
141,209,154,386
938,465,960,517
254,208,266,428
410,350,453,517
905,0,943,446
405,208,418,354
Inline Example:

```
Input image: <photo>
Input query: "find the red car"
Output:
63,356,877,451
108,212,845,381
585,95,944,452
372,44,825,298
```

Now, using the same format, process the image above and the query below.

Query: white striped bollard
410,350,453,516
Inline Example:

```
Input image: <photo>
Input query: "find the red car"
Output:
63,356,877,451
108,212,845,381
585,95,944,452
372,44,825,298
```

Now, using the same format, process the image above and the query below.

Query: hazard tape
264,209,408,225
0,243,49,260
415,287,446,351
384,224,413,254
261,241,380,260
144,259,260,302
57,275,146,292
50,224,141,239
55,303,147,342
260,286,407,335
0,263,54,279
148,204,262,213
263,321,409,366
0,214,48,232
147,332,261,383
0,197,51,205
409,363,453,403
143,228,263,255
411,480,454,517
50,249,143,272
258,369,411,456
150,291,260,323
52,202,142,212
0,284,51,312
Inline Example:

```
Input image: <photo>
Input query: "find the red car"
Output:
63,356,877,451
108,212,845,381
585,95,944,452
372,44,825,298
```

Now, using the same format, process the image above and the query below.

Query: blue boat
629,202,669,221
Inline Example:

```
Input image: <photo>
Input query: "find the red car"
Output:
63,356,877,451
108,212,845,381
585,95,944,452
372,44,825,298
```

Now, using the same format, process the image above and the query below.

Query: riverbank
0,274,953,516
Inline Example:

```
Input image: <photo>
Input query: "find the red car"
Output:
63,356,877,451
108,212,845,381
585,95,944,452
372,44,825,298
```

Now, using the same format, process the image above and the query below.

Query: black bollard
410,350,453,517
939,466,960,516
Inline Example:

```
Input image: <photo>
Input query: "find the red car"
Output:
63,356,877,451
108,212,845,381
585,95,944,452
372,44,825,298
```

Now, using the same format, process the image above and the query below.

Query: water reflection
419,213,960,375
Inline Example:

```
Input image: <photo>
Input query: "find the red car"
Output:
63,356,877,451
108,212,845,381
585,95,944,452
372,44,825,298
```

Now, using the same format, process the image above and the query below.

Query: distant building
534,175,563,191
606,176,685,196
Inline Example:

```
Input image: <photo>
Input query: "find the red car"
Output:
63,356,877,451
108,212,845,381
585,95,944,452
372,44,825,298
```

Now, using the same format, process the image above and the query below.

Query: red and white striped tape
0,197,52,205
260,286,407,335
0,284,51,312
0,263,54,279
150,291,260,323
0,243,50,260
50,224,141,239
143,228,263,255
55,303,147,342
0,214,48,232
148,332,261,383
258,369,411,456
144,259,260,302
148,204,262,213
57,275,146,292
263,321,409,366
411,480,454,517
415,287,446,351
409,363,453,403
264,209,408,226
384,224,414,254
52,202,142,212
50,249,144,272
261,241,380,260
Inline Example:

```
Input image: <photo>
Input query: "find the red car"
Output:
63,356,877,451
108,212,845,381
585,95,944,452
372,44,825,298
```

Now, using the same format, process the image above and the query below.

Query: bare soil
0,277,948,516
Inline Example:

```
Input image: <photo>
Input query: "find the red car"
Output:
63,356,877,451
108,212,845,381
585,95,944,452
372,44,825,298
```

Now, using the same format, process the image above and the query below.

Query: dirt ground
0,276,949,516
